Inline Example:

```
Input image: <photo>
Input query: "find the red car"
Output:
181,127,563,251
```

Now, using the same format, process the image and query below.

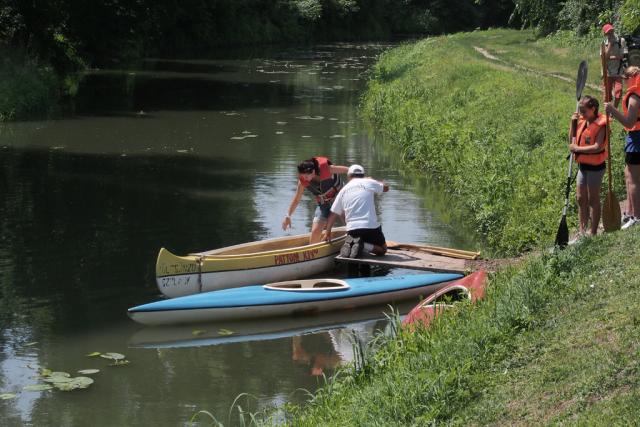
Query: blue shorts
313,203,332,223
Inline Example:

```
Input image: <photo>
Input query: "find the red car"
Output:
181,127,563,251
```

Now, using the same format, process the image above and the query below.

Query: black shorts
347,226,386,247
626,152,640,165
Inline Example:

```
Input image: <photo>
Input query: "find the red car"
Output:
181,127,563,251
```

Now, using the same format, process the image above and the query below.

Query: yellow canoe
156,228,347,298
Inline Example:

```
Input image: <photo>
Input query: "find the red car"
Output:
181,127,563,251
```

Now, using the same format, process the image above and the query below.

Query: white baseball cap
348,164,365,175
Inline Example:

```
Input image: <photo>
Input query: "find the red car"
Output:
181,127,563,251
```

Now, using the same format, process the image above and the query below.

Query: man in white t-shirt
324,164,389,258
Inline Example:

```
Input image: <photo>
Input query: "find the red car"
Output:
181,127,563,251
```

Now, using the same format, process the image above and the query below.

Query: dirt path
473,46,601,91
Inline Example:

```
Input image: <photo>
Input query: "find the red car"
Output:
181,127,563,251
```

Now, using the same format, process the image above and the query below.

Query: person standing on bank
605,66,640,229
603,23,627,109
568,95,609,243
282,156,349,244
324,164,389,258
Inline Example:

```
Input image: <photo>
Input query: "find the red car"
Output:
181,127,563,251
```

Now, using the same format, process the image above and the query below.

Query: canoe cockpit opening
263,279,349,292
432,286,471,304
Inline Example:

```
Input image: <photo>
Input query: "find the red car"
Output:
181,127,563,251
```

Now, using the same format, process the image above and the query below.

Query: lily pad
39,368,52,377
23,384,53,392
109,359,130,367
218,328,235,336
43,376,72,383
86,352,101,357
192,330,206,336
100,352,125,361
24,342,38,347
0,393,17,400
49,372,71,378
77,369,100,375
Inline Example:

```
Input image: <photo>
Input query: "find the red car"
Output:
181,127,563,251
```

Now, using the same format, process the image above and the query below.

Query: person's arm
282,181,305,230
329,165,349,174
324,194,344,242
324,212,340,242
569,126,605,153
606,95,640,128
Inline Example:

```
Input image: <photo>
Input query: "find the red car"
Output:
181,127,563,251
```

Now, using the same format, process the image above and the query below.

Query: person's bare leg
587,184,601,235
576,184,589,234
626,166,632,216
309,221,325,244
628,164,640,217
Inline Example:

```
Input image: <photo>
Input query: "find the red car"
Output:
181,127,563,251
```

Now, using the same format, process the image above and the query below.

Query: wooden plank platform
335,247,471,274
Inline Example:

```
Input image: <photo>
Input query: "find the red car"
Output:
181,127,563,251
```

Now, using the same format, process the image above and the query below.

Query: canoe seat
263,279,349,292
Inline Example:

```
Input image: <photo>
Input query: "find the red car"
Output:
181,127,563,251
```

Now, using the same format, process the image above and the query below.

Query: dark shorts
625,152,640,165
347,226,386,247
313,203,332,223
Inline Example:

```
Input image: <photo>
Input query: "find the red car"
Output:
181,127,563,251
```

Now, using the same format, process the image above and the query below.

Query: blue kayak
128,273,463,326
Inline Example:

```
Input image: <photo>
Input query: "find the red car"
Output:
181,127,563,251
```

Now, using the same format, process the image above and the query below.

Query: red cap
602,24,614,34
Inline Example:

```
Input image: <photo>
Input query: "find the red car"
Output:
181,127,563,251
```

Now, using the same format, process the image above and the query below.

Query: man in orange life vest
568,95,608,243
605,66,640,229
282,156,349,244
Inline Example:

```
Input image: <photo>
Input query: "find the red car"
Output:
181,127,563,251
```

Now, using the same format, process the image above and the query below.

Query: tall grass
362,29,625,255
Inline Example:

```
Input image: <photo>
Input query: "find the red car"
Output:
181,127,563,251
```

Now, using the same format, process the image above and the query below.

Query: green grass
274,228,640,426
361,29,626,255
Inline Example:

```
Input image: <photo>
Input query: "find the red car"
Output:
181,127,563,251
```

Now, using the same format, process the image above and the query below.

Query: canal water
0,44,475,425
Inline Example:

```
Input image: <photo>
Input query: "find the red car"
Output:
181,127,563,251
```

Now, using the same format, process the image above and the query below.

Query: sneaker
568,233,584,245
340,236,354,257
349,236,364,258
622,212,633,225
621,217,638,230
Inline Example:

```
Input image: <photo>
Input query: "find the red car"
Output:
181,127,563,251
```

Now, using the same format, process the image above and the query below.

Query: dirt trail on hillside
473,46,601,91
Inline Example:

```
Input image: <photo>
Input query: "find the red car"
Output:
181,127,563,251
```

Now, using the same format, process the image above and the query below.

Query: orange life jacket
574,114,608,166
298,156,343,204
622,75,640,132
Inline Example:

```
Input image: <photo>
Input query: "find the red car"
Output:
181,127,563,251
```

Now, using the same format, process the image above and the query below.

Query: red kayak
402,270,488,329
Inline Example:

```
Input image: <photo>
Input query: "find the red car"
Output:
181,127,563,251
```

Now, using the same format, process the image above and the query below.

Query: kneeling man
324,164,389,258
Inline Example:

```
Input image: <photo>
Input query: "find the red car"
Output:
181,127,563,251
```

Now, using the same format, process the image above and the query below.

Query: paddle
600,43,622,232
555,60,588,247
386,240,480,260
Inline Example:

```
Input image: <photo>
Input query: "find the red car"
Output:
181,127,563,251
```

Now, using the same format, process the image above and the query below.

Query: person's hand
571,112,579,121
568,143,578,152
324,229,332,243
282,215,292,230
604,102,615,115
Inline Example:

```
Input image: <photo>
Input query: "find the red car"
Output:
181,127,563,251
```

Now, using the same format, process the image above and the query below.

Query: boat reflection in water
129,300,418,374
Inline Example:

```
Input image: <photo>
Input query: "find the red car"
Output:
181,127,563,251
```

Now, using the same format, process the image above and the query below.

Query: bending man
324,164,389,258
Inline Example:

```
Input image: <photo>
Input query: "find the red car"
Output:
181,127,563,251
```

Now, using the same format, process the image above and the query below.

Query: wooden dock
335,247,473,274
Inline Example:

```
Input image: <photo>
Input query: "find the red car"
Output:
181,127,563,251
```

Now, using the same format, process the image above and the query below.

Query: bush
0,57,60,121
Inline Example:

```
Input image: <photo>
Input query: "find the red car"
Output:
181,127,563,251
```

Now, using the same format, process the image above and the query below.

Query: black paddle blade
576,60,588,100
555,215,569,247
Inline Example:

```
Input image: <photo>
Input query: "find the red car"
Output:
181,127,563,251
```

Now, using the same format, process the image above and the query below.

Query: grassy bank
276,228,640,425
362,29,626,255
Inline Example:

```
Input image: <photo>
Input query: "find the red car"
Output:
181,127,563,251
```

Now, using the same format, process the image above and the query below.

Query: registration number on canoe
157,263,199,276
274,249,319,266
160,276,191,289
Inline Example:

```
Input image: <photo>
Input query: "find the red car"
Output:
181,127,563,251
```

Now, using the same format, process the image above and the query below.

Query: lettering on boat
274,249,319,265
158,262,199,276
160,276,191,288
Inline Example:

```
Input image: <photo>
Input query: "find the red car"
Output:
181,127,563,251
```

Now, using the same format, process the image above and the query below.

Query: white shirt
330,177,384,231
